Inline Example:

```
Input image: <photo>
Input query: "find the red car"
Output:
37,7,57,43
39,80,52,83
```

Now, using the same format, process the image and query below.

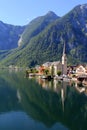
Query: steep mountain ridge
0,4,87,67
18,11,59,47
0,21,25,50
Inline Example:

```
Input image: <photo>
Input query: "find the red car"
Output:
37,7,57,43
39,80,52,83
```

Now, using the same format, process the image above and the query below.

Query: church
52,42,67,76
42,43,67,76
61,43,67,75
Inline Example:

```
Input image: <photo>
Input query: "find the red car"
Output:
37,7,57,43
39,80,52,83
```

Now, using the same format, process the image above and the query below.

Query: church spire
62,42,67,75
63,42,65,55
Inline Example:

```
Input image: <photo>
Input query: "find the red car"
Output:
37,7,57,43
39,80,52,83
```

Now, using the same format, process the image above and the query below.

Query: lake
0,69,87,130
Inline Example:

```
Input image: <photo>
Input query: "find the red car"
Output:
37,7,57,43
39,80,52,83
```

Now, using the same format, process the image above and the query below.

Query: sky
0,0,87,26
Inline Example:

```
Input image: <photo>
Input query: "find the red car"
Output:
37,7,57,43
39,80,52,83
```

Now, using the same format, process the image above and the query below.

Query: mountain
0,21,25,50
18,11,59,47
0,11,59,67
0,4,87,67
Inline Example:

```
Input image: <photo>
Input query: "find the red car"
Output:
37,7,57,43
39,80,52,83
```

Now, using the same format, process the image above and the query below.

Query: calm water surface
0,69,87,130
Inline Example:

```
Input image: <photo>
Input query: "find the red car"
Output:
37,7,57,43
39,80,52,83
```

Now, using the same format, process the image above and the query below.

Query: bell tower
62,43,67,75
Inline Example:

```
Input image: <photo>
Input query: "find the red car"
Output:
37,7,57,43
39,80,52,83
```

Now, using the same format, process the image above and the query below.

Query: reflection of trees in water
0,70,87,129
0,78,21,113
19,78,87,129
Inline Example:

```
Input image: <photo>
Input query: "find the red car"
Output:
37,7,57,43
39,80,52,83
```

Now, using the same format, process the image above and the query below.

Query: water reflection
36,77,69,113
0,70,87,130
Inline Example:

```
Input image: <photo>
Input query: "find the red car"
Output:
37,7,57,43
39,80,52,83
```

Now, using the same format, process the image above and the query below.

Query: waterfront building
37,43,67,76
76,65,87,76
51,61,62,76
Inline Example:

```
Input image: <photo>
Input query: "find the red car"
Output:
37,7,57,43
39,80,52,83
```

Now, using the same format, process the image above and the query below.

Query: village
26,43,87,87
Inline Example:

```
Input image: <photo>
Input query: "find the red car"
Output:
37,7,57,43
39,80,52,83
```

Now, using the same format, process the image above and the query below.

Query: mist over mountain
0,4,87,67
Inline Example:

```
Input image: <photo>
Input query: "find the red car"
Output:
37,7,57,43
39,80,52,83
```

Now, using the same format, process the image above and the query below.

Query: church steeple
62,42,67,75
63,42,65,56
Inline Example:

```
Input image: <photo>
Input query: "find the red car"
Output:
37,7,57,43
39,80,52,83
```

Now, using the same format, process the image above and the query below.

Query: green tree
51,65,54,76
44,69,49,75
57,70,61,76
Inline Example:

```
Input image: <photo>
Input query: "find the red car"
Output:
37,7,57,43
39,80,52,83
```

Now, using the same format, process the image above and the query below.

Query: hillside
18,11,59,47
0,21,25,50
0,4,87,67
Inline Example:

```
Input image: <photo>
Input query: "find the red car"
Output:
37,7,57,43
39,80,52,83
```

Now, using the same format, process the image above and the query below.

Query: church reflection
35,77,69,112
61,81,67,112
0,70,87,130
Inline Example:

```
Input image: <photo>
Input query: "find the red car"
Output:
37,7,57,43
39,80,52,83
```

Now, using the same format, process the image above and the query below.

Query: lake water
0,69,87,130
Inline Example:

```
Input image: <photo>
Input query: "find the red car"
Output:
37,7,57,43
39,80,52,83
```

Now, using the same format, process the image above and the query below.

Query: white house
51,61,62,75
76,65,87,75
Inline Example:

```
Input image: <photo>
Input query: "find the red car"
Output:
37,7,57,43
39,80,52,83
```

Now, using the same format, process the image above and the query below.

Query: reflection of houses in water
36,77,52,90
53,80,61,93
72,81,87,96
41,80,50,90
61,81,67,112
36,77,68,112
36,76,44,85
74,82,85,93
9,65,19,73
36,76,68,92
61,87,64,112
